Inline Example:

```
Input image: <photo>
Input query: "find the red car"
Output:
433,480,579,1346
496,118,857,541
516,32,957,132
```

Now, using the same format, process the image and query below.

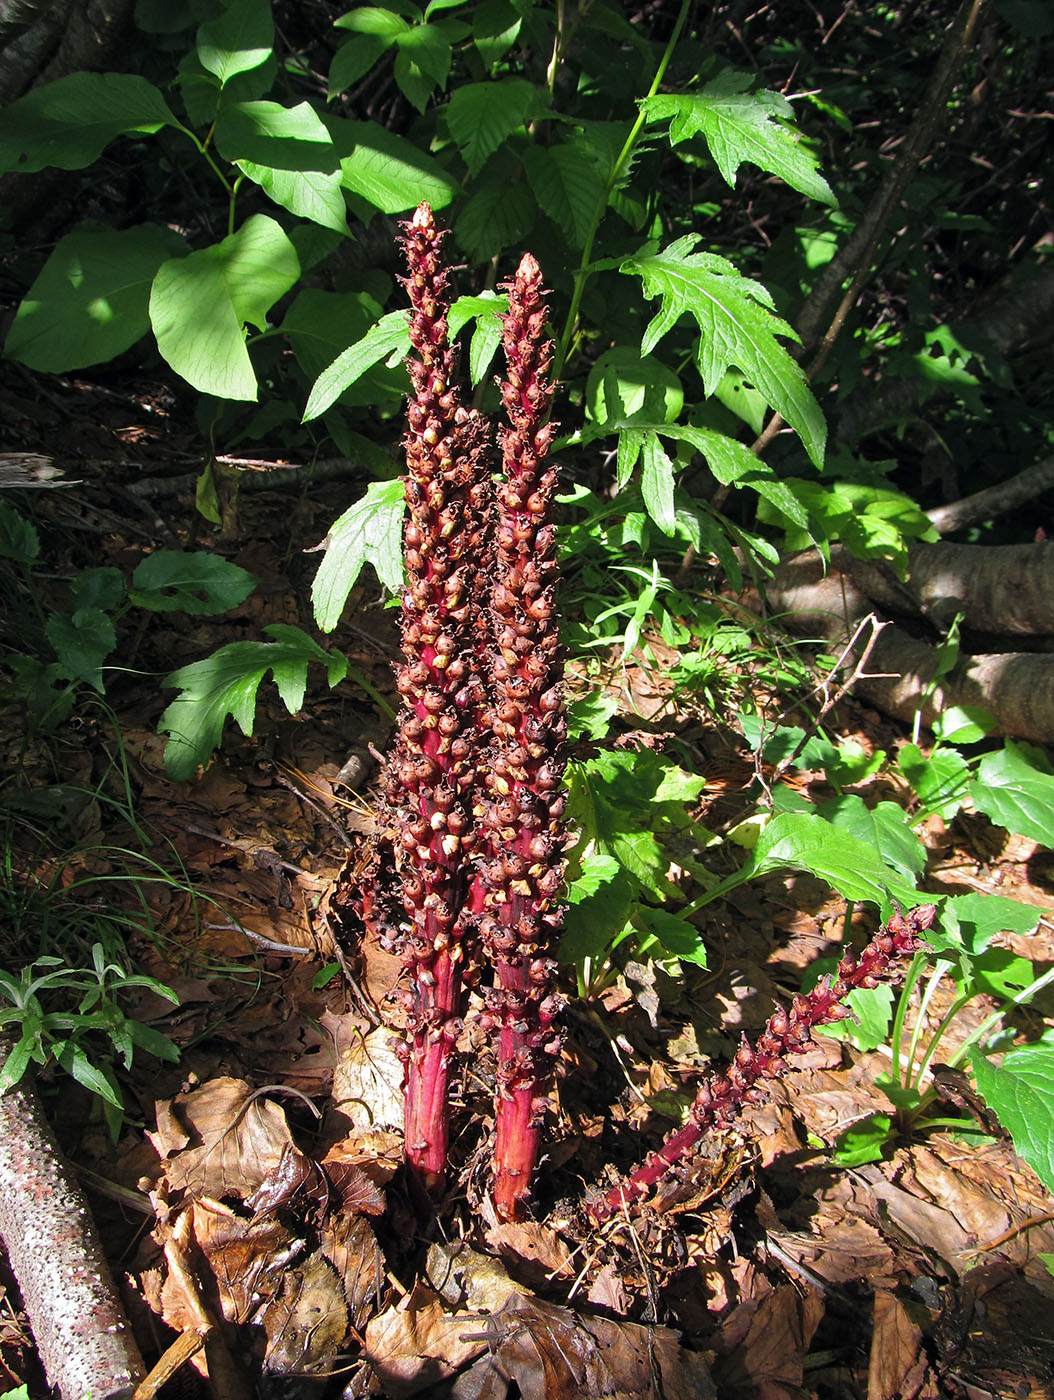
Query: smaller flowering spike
588,906,935,1222
479,253,567,1221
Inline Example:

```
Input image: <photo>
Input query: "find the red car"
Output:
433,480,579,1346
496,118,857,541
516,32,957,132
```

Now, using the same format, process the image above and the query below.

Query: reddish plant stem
479,254,567,1220
385,203,493,1202
590,906,936,1222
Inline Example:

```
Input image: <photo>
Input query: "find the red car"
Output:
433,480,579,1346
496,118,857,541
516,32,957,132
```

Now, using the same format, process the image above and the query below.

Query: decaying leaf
152,1077,294,1199
331,1026,405,1131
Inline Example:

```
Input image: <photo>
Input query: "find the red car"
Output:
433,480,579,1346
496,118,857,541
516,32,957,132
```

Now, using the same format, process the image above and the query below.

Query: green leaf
830,1112,892,1167
0,501,40,564
330,118,458,213
472,0,522,69
302,309,410,422
6,224,187,373
46,609,116,692
312,479,405,629
129,551,258,615
71,567,125,615
898,742,971,821
817,983,895,1053
0,73,181,175
643,71,835,206
940,893,1041,954
585,348,684,426
284,290,406,408
640,433,676,536
196,0,274,85
565,852,621,903
444,78,535,176
972,1044,1054,1195
635,906,708,966
969,741,1054,846
149,214,300,401
159,624,348,781
330,8,408,92
816,796,928,883
448,292,506,385
57,1044,123,1108
622,235,826,467
213,99,337,170
237,162,348,232
750,811,918,911
522,142,605,249
455,175,536,263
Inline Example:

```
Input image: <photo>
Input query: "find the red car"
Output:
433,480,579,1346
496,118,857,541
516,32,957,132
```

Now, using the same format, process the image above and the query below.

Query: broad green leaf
159,624,348,781
71,567,125,614
213,100,337,170
444,78,535,176
808,975,895,1052
972,1045,1054,1195
391,21,465,110
0,73,181,174
640,433,676,536
635,906,708,966
129,551,258,615
149,214,300,401
559,868,635,965
750,811,918,911
329,118,458,213
622,235,826,467
970,741,1054,845
46,609,116,692
0,501,40,564
236,162,348,232
659,422,760,485
196,0,274,85
455,175,536,263
816,796,928,883
898,742,970,821
940,892,1040,953
6,224,187,373
522,143,604,249
284,290,406,406
302,309,410,422
331,5,409,91
176,47,277,128
312,479,406,630
334,6,411,39
448,293,506,385
585,348,683,426
643,71,835,206
472,0,522,68
830,1112,892,1167
565,852,622,903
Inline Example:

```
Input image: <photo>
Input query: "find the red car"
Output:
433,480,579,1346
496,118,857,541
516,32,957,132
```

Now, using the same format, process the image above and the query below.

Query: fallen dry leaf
331,1026,405,1132
868,1290,927,1400
365,1282,490,1398
258,1253,349,1375
713,1285,824,1400
152,1078,294,1200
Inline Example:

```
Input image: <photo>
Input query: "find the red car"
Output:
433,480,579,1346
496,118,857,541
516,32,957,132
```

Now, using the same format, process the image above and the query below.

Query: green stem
889,949,928,1088
553,0,690,378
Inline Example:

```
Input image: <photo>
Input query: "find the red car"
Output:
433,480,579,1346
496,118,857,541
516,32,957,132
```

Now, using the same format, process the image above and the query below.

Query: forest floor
2,367,1054,1399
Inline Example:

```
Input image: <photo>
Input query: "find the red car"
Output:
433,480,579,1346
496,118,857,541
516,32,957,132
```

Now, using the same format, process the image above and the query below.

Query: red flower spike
479,253,568,1221
385,202,493,1203
589,905,935,1222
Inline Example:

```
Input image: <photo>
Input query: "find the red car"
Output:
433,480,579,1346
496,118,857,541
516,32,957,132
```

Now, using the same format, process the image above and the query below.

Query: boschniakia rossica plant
376,204,566,1218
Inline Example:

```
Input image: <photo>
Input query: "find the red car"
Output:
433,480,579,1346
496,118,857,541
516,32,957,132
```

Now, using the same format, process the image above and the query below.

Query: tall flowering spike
589,906,936,1222
480,253,567,1221
387,202,493,1202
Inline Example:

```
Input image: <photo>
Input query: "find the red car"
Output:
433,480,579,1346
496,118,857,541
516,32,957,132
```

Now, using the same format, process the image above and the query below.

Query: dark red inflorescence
478,253,568,1220
590,905,935,1221
385,202,493,1200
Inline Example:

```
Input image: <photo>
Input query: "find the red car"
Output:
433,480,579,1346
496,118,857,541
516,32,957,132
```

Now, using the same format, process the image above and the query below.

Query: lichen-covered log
0,1038,145,1399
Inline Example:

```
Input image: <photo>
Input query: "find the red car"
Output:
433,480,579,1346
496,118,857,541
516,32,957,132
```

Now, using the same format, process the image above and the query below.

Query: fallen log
0,1038,145,1400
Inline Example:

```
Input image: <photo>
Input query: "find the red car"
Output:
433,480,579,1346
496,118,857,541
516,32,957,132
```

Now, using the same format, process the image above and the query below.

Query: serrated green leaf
129,551,258,615
150,214,300,401
641,432,676,535
6,224,187,373
236,162,348,232
454,176,536,263
816,796,928,883
284,290,406,409
750,811,918,911
643,71,835,206
196,0,274,85
302,309,410,422
46,609,116,692
71,567,125,615
330,118,458,213
522,142,604,248
940,893,1040,954
969,741,1054,845
622,235,826,467
972,1044,1054,1195
585,348,683,427
898,742,971,821
0,73,181,175
312,479,406,630
472,0,522,69
448,292,506,385
635,906,708,966
0,501,40,564
444,78,535,176
565,852,621,903
159,624,348,781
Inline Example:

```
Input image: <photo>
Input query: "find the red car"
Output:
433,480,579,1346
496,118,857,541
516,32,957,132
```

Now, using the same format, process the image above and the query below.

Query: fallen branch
0,1037,145,1400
